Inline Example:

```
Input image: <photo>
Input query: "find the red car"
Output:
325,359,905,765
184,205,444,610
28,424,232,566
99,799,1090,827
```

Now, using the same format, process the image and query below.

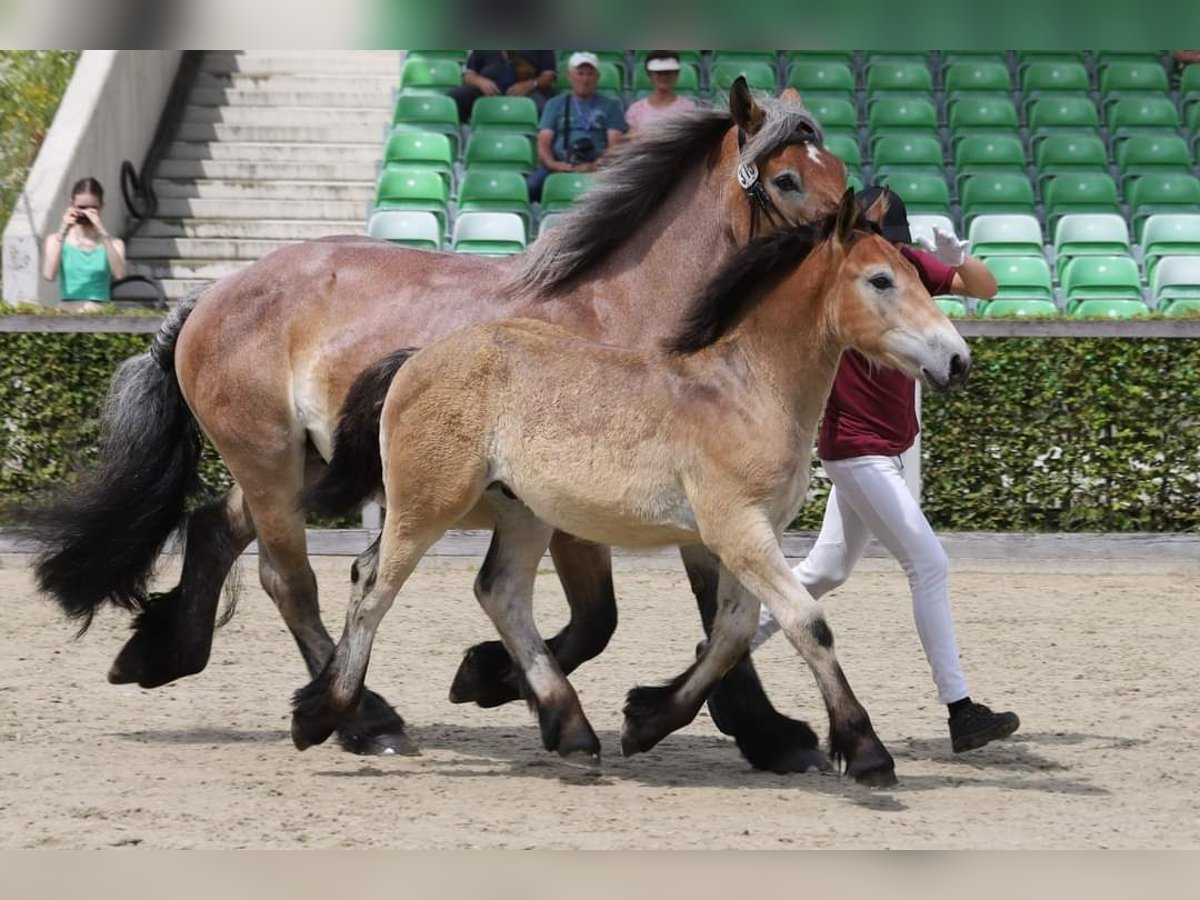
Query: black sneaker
948,702,1020,753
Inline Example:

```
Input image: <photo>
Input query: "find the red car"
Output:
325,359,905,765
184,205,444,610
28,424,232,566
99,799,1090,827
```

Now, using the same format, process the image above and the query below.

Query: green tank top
59,241,112,301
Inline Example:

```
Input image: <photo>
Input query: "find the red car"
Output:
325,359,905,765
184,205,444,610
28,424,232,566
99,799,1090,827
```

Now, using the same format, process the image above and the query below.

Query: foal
292,190,970,785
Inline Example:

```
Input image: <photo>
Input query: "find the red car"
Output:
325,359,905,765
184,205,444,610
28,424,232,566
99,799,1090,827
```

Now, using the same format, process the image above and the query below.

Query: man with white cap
528,51,627,201
625,51,697,134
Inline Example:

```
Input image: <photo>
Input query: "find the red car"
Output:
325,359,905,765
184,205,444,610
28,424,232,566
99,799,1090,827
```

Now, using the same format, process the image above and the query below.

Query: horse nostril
949,354,969,381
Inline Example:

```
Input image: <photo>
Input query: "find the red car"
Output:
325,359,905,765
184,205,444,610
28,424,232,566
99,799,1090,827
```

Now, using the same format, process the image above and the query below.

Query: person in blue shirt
449,50,558,123
528,52,627,202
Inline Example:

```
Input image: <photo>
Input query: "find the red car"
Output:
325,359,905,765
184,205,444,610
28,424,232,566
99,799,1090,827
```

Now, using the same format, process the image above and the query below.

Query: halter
736,127,790,239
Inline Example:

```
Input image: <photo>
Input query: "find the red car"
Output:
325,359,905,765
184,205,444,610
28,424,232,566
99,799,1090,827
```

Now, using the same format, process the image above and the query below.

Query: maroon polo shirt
817,246,957,461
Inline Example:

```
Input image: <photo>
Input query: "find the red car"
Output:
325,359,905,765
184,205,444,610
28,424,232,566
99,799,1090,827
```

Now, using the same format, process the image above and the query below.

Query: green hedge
0,327,1197,532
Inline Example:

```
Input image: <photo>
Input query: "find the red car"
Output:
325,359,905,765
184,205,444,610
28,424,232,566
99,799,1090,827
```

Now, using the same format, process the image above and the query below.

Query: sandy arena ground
1,550,1197,849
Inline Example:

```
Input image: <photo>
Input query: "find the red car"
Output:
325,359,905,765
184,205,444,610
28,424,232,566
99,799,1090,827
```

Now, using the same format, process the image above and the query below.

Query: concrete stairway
126,50,401,300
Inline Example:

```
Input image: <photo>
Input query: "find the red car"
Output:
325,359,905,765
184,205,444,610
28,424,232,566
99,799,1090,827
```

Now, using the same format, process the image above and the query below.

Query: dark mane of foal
664,215,882,355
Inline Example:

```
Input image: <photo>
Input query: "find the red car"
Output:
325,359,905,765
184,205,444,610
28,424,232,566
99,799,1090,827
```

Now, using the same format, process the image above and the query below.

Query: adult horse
291,190,970,786
31,81,847,768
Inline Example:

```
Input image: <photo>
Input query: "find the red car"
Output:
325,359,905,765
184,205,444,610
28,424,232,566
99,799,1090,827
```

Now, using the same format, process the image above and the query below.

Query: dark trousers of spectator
527,166,554,203
449,86,554,123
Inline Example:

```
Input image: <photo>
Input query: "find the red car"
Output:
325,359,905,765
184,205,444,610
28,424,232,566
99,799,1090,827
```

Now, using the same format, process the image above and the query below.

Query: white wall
2,50,182,306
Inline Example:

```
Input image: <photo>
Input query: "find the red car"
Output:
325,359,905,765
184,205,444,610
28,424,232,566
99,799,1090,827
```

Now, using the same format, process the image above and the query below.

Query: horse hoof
107,628,205,689
755,746,832,775
556,723,601,762
338,729,420,757
448,641,521,708
846,749,898,788
291,711,337,752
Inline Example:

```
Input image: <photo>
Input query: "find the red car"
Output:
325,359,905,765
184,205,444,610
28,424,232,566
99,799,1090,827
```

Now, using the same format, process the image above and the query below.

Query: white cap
568,51,600,70
645,56,681,73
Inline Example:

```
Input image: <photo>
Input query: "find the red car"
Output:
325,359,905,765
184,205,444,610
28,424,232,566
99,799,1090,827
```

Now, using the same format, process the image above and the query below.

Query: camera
73,210,90,224
565,136,596,166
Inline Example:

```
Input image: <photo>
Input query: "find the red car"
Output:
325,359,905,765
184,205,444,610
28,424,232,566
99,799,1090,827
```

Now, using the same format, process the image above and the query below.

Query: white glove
916,227,969,268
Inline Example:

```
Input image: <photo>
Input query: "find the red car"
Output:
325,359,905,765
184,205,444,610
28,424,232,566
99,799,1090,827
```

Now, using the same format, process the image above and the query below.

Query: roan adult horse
30,81,849,769
291,190,971,785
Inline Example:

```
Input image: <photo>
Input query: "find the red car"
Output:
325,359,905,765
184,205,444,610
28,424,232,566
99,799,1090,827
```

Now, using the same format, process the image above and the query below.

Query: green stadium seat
960,173,1036,223
399,57,462,95
953,135,1027,189
865,60,933,93
1162,299,1200,317
456,169,531,233
940,51,1007,68
1141,215,1200,279
823,134,862,175
806,97,858,138
982,298,1060,317
985,255,1054,301
470,96,539,136
1020,60,1090,99
711,60,778,93
934,296,969,317
1129,173,1200,239
968,214,1044,257
391,94,461,158
463,132,535,176
846,172,865,193
374,167,449,232
1016,51,1086,70
1099,60,1170,108
1061,255,1142,313
1034,134,1109,189
880,171,951,215
1115,135,1192,190
1107,96,1181,141
632,63,701,97
634,50,703,69
406,51,468,65
1150,256,1200,312
711,51,779,66
1028,96,1101,151
943,60,1011,100
366,210,442,249
1068,299,1149,318
867,97,938,149
785,60,855,97
540,172,595,213
948,96,1019,147
1053,214,1132,274
1179,64,1200,120
451,211,527,255
1044,173,1121,235
864,52,929,66
382,131,454,188
872,135,944,180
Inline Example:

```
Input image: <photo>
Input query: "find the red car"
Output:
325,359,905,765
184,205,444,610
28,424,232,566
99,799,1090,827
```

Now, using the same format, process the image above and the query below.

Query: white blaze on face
806,144,825,166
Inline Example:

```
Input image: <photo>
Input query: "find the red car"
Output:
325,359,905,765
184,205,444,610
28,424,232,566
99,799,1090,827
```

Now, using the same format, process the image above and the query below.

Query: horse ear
861,188,891,228
780,86,802,104
729,76,765,135
833,187,859,248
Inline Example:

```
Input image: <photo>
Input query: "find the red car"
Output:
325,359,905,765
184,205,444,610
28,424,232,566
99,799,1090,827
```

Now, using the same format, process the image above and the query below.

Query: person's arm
463,68,500,95
81,208,127,280
41,207,75,281
536,128,573,172
950,256,997,300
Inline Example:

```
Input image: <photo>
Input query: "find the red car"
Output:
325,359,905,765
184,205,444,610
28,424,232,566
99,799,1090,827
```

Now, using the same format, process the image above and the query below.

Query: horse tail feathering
300,349,417,519
28,287,207,631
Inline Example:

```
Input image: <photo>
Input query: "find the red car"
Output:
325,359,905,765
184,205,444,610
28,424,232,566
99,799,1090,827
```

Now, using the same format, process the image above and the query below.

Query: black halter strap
736,127,789,239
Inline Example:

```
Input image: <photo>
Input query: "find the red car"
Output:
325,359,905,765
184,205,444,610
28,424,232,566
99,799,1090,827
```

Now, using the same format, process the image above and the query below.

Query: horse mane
664,213,882,355
509,97,825,296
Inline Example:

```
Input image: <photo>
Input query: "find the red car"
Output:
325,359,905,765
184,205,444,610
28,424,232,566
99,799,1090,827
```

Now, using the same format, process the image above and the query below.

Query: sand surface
1,553,1197,848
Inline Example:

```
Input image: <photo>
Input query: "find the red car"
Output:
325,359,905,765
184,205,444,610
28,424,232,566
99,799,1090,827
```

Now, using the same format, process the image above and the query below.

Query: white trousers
755,454,969,704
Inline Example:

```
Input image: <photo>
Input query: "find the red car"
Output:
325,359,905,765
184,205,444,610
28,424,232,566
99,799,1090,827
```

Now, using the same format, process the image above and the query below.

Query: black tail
301,348,417,518
26,289,207,631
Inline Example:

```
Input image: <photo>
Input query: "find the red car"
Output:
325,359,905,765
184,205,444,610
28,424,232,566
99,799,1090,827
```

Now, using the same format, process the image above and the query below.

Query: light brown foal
292,190,971,786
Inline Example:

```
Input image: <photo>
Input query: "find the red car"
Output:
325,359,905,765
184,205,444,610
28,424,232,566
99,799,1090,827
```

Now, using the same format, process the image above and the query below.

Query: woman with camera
527,52,627,202
42,176,126,312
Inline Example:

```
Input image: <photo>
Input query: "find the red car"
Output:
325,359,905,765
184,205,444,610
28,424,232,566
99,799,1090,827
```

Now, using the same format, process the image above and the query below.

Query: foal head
823,189,971,391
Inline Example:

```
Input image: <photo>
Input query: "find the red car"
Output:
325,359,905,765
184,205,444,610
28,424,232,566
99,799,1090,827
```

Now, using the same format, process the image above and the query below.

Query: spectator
448,50,558,123
41,176,126,312
527,52,627,202
710,187,1020,756
625,51,697,135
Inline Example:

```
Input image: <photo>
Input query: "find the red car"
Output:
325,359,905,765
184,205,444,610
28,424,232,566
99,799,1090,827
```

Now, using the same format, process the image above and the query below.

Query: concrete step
193,71,399,92
156,197,369,220
181,105,391,126
157,157,379,182
165,140,385,163
203,51,402,76
128,237,302,261
189,86,394,109
160,277,216,301
177,122,387,143
138,258,255,281
138,219,366,240
153,179,375,202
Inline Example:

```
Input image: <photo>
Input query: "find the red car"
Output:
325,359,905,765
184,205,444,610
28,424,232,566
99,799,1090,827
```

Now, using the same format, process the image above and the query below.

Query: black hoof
748,742,832,775
838,737,897,788
535,702,601,761
107,592,208,688
620,683,682,757
335,690,419,756
448,641,521,708
291,669,352,751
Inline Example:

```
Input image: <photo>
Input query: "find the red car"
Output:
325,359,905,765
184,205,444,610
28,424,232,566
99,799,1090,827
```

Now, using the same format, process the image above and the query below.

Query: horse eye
773,174,799,192
869,275,893,291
